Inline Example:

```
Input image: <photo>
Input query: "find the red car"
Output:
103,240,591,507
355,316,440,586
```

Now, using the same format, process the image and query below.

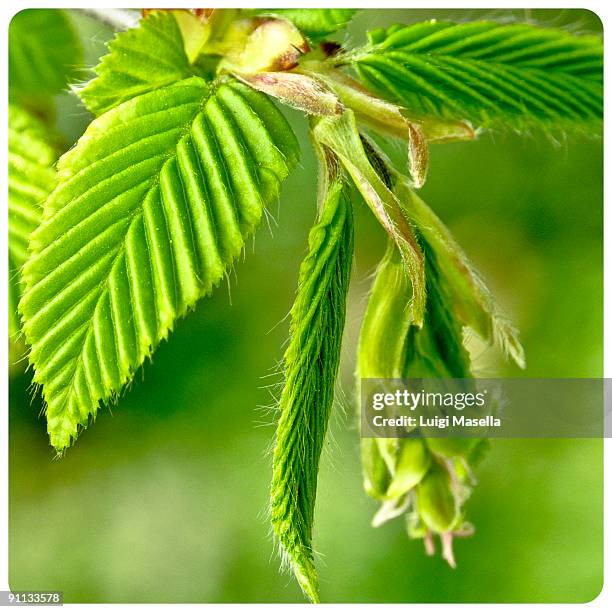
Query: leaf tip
48,418,77,455
293,558,320,603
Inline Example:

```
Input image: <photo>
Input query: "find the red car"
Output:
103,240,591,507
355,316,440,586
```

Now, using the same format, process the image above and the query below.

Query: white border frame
1,2,609,609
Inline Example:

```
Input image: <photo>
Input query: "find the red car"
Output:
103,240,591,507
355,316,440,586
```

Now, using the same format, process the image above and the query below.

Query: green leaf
270,155,353,603
254,9,357,41
351,20,602,129
78,11,193,116
9,9,82,108
19,76,299,452
9,104,57,337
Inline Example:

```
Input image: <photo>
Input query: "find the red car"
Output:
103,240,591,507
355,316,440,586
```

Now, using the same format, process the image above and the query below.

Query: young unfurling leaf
270,151,353,602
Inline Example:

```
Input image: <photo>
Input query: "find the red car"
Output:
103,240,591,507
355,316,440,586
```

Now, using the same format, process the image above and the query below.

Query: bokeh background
9,8,603,603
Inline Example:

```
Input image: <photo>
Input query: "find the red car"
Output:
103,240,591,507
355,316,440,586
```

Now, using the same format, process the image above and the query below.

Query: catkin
358,236,482,566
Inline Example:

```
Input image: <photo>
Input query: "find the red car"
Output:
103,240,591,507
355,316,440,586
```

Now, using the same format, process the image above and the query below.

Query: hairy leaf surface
271,163,353,602
351,21,603,129
9,9,81,106
78,11,193,116
254,9,357,41
20,76,299,451
9,105,57,336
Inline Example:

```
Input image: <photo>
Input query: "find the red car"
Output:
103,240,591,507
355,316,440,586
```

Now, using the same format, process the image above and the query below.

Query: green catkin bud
270,152,354,603
416,463,459,534
361,438,391,500
386,437,431,500
357,241,413,379
357,241,416,501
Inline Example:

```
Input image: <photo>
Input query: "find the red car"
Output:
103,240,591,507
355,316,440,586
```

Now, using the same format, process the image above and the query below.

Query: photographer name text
370,414,501,429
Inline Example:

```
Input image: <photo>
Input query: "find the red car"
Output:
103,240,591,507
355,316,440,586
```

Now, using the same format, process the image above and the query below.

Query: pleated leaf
351,21,603,129
78,11,193,116
9,9,81,106
271,167,353,602
254,9,358,41
20,76,299,452
8,105,57,336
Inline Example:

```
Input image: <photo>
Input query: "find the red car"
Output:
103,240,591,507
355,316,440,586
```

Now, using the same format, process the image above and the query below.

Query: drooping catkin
270,155,353,602
352,139,519,563
358,232,485,566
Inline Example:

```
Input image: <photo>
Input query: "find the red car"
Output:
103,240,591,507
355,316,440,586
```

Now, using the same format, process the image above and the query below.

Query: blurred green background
9,8,603,603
